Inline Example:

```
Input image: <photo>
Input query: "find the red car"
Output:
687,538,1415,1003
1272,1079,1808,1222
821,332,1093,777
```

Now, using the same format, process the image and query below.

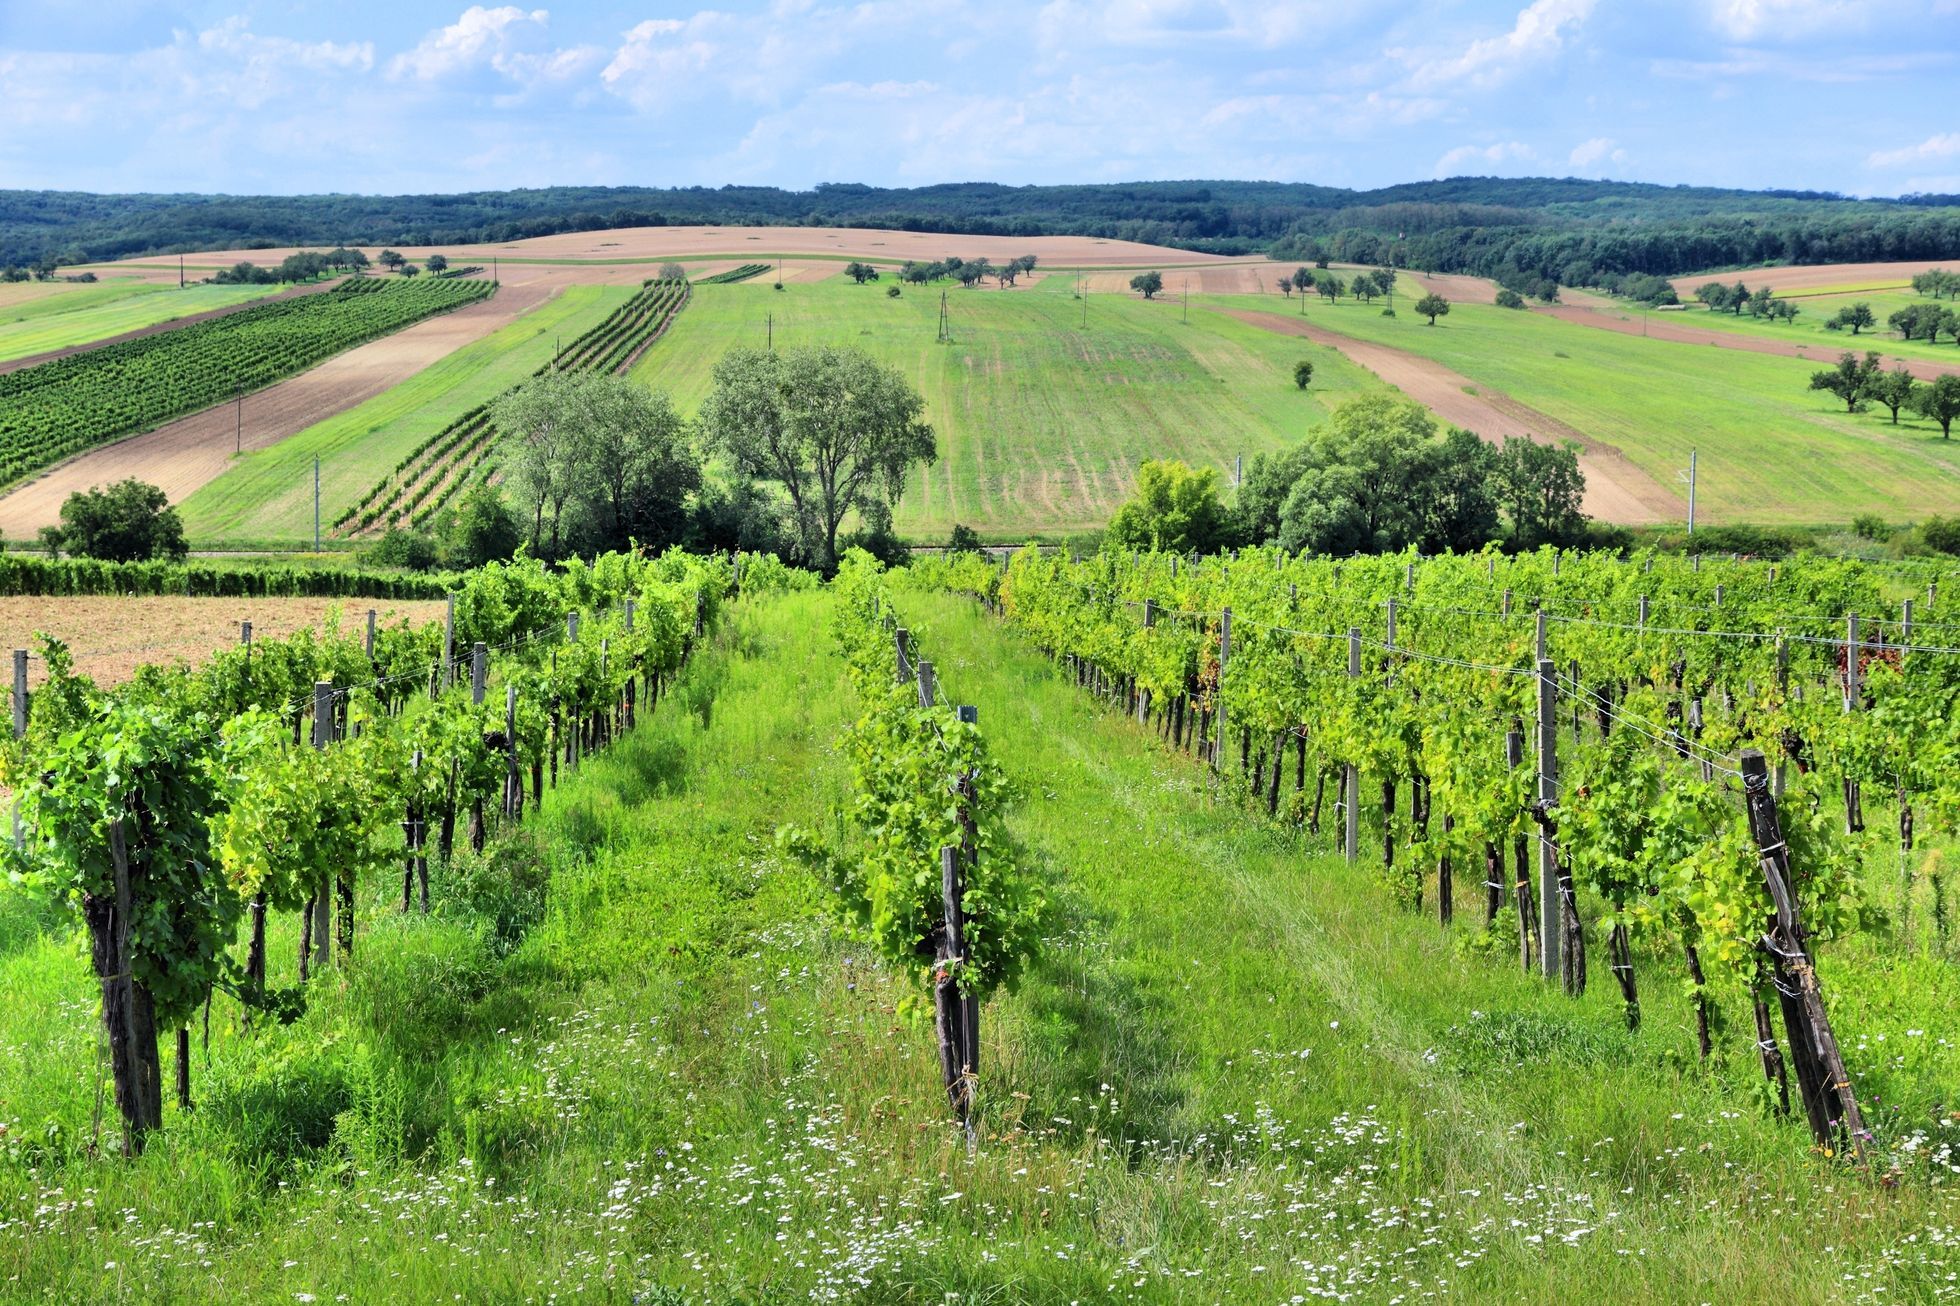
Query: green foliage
1495,288,1526,309
1293,358,1314,389
365,527,441,572
40,478,186,563
1414,292,1450,324
1129,270,1164,299
1106,459,1233,555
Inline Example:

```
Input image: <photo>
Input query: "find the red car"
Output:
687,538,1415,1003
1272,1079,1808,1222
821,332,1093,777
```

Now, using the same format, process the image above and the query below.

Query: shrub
946,523,982,554
886,284,901,298
1923,515,1960,556
1852,512,1890,541
365,527,440,571
1293,359,1314,389
1495,288,1526,309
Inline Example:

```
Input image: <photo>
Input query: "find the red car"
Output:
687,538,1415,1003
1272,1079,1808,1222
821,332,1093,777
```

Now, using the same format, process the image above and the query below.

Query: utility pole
1681,449,1697,535
1182,280,1188,325
1234,453,1242,488
234,388,242,455
178,254,184,289
937,292,951,345
313,455,320,553
767,313,774,351
492,255,498,285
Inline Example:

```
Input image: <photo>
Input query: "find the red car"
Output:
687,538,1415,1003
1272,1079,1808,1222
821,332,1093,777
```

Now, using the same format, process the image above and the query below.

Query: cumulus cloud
1433,141,1536,176
1569,136,1626,168
389,6,599,88
1868,133,1960,168
1408,0,1595,87
1706,0,1861,40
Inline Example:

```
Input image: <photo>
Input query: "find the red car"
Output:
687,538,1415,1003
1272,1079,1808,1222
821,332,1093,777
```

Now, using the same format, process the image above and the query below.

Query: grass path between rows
0,588,1953,1301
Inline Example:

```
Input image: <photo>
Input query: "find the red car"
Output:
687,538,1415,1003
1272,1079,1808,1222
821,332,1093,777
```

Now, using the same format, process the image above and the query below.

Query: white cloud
1869,133,1960,168
1408,0,1595,88
1569,136,1625,168
389,6,599,87
1433,141,1536,176
1706,0,1860,40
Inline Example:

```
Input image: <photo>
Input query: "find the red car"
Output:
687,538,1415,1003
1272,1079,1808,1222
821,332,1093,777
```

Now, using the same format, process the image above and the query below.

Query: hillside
9,178,1960,287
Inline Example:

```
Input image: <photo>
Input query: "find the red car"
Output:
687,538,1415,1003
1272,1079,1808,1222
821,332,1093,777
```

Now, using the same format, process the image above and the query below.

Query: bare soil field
0,278,341,377
71,225,1236,282
1537,303,1960,380
1227,309,1680,523
0,280,560,539
0,595,444,688
1669,261,1955,297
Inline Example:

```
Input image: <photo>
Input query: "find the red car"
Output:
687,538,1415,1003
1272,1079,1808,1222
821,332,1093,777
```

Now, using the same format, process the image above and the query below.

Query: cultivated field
626,277,1383,538
0,280,285,366
1222,280,1960,525
0,593,443,687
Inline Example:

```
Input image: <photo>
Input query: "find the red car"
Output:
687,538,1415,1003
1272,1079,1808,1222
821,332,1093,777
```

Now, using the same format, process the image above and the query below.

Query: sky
1,0,1957,198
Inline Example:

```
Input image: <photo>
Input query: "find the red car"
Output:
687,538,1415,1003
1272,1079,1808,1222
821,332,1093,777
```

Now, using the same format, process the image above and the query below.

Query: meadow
628,276,1382,539
1224,284,1960,525
0,280,279,362
1614,285,1959,363
178,284,636,544
2,583,1955,1300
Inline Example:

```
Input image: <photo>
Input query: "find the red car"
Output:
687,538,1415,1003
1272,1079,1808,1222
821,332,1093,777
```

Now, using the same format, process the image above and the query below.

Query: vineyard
337,278,690,535
913,544,1960,1169
1,547,734,1157
0,277,495,487
697,263,770,284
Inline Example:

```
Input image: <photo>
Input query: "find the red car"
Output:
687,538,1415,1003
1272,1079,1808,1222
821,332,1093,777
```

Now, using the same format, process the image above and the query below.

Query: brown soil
1669,261,1958,296
0,278,343,377
1225,310,1682,524
1535,303,1960,380
72,225,1238,280
0,595,444,688
0,281,557,540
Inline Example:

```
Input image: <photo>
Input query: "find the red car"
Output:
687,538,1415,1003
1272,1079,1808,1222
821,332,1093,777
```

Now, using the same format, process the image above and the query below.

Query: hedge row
0,555,457,599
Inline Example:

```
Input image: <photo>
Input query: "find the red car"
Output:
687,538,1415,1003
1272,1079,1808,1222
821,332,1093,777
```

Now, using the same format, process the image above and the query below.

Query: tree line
1808,351,1960,437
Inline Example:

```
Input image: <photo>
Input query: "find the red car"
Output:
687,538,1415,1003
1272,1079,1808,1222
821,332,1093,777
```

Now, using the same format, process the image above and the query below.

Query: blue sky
1,0,1956,197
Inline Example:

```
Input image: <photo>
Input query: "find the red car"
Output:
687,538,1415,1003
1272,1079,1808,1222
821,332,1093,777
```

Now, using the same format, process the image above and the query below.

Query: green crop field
6,578,1956,1300
0,280,281,362
180,284,636,544
629,278,1384,539
1221,284,1960,525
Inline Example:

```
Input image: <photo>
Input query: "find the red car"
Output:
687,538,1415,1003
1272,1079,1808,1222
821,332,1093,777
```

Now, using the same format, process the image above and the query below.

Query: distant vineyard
434,265,485,279
698,263,770,284
0,277,495,487
339,278,690,535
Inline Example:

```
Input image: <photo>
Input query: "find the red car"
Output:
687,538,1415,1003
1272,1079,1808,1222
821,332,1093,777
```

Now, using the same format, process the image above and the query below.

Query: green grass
1221,286,1960,525
0,282,280,361
1629,285,1960,363
631,280,1384,538
1,588,1956,1300
178,285,636,544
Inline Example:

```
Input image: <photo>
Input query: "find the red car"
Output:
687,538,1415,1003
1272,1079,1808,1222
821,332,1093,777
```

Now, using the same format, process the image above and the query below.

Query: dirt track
1536,303,1960,380
0,281,557,540
0,278,341,377
1226,310,1680,524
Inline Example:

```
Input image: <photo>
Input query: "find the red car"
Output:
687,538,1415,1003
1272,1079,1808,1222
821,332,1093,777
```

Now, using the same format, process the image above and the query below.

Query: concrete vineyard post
11,649,25,739
1844,614,1862,835
365,609,376,660
1902,599,1914,648
505,684,520,821
1638,595,1649,632
1345,627,1360,864
1535,609,1548,663
441,597,455,694
1537,658,1560,981
471,643,487,706
894,629,912,684
624,599,635,633
1139,600,1155,725
916,660,936,709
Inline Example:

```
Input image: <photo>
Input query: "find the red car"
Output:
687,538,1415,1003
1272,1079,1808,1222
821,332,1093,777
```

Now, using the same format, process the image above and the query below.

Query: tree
845,261,879,284
1293,359,1314,390
1829,302,1875,335
1729,281,1749,315
1275,395,1445,555
700,345,935,572
437,482,522,568
1105,459,1232,554
900,261,933,285
1809,350,1881,413
1869,366,1916,424
658,262,686,280
378,249,406,272
1911,269,1955,299
947,523,982,554
1130,271,1164,299
1909,375,1960,439
1315,273,1344,303
40,479,187,562
1923,515,1960,554
1495,288,1526,309
426,253,449,274
399,263,420,277
1291,267,1314,298
495,369,587,558
1495,436,1588,549
1415,293,1450,325
1747,287,1774,317
1696,282,1732,311
1353,278,1378,304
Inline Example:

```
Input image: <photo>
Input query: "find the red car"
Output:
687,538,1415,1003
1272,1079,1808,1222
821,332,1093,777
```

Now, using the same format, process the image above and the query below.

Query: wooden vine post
1216,608,1231,772
938,705,982,1133
1344,627,1360,863
309,681,333,973
104,817,161,1155
11,648,24,851
1138,600,1155,725
1739,749,1870,1166
1536,658,1560,980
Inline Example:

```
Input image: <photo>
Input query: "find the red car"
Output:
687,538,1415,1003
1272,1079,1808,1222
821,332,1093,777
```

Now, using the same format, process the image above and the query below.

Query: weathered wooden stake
1344,627,1360,863
1536,659,1559,980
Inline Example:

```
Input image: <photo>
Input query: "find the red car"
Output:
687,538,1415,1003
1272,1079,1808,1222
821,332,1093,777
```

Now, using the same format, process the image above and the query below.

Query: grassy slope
179,285,635,544
0,282,280,361
1,589,1955,1300
1222,286,1960,525
630,278,1384,539
1623,286,1960,363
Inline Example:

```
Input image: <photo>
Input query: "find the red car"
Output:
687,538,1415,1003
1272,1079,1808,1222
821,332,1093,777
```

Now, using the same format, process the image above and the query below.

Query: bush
886,284,901,298
1495,288,1526,309
1293,359,1313,390
946,523,982,554
39,478,186,563
1852,512,1890,541
364,527,440,571
1683,524,1801,558
1923,515,1960,556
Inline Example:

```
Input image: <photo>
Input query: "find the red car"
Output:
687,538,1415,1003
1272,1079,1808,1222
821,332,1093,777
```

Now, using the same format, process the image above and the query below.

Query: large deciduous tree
1130,270,1164,299
1910,375,1960,439
1809,350,1881,413
1106,459,1233,554
1415,293,1450,325
41,479,186,562
699,345,935,572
